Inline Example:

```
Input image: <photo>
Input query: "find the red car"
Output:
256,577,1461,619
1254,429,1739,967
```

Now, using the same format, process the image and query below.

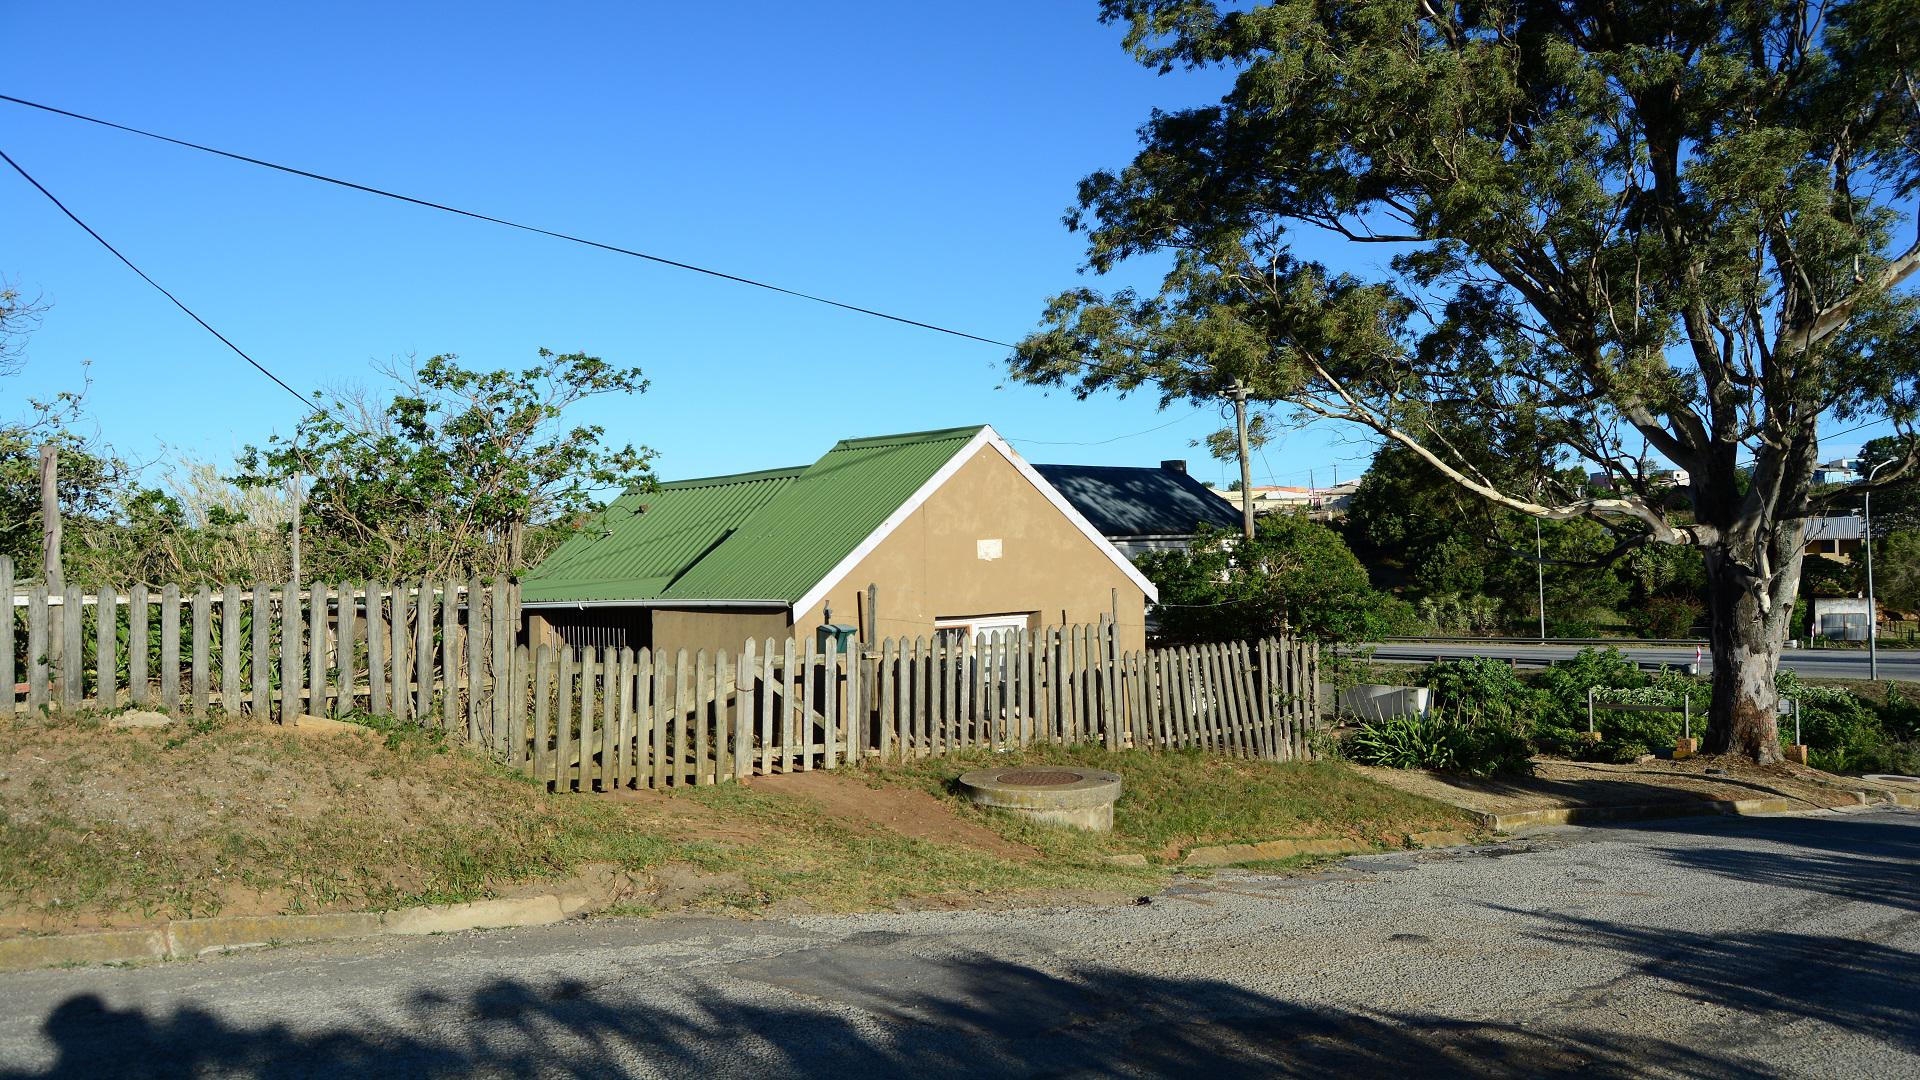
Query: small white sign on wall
976,538,1003,561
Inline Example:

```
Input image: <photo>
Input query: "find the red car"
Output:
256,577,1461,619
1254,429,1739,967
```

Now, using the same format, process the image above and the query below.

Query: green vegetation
1010,0,1920,763
1347,712,1534,778
1138,515,1413,645
878,743,1477,861
1359,650,1920,773
1,347,651,587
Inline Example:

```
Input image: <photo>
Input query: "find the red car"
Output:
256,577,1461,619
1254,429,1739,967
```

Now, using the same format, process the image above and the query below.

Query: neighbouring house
1813,459,1864,486
1587,466,1689,490
519,425,1157,657
1031,459,1243,560
1803,514,1866,560
1203,479,1362,519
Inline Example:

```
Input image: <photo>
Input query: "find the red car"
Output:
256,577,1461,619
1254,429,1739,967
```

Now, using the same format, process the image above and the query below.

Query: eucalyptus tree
1014,0,1920,760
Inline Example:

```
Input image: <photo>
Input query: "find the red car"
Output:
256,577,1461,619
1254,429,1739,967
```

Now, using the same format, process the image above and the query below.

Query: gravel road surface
0,809,1913,1078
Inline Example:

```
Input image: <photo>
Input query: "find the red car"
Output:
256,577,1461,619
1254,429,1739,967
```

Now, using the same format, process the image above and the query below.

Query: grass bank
0,710,1474,936
871,743,1479,863
0,710,1155,934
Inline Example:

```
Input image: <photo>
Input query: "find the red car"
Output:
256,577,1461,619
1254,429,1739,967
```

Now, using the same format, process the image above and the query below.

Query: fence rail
4,555,1322,787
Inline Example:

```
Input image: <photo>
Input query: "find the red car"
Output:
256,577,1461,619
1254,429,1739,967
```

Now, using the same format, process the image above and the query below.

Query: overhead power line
0,145,317,412
0,92,1019,350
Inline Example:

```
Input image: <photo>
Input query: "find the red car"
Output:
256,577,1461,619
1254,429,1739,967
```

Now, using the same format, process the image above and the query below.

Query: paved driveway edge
0,892,599,974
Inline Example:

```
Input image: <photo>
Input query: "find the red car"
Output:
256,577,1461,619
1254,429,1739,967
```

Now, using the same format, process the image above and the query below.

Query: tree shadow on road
0,948,1786,1080
1594,811,1920,912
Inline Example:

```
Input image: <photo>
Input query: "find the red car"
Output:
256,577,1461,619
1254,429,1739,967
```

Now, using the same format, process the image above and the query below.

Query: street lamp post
1534,516,1547,642
1865,459,1892,680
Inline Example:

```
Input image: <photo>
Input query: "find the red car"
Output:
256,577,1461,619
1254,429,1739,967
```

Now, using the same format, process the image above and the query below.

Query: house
1803,514,1866,560
519,425,1157,657
1204,480,1362,519
1813,460,1863,486
1030,459,1243,560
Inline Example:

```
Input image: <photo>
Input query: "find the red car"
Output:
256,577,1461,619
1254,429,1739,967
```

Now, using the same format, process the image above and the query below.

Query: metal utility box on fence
815,624,857,655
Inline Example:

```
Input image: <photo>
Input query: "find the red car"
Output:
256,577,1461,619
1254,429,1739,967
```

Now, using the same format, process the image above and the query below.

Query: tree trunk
1699,531,1804,762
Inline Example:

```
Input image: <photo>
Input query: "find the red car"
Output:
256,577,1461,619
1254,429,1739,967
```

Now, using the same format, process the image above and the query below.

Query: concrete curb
1469,793,1868,832
0,892,600,974
1180,828,1475,868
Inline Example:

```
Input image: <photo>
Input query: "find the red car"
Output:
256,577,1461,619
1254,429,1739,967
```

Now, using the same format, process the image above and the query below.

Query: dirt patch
1356,756,1875,816
752,771,1041,862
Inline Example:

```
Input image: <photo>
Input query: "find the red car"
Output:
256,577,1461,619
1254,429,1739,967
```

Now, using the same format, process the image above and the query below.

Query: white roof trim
791,425,1158,619
982,430,1159,602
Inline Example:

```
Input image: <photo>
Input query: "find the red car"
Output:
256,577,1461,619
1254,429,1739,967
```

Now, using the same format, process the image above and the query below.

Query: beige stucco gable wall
793,446,1149,652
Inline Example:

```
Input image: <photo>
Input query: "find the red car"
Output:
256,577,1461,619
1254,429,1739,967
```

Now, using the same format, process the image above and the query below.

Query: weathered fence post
367,582,387,716
128,583,149,709
60,584,84,709
0,557,12,718
250,583,271,718
159,584,181,713
26,586,49,710
221,585,242,717
96,585,118,710
415,579,435,724
307,582,327,719
279,581,302,724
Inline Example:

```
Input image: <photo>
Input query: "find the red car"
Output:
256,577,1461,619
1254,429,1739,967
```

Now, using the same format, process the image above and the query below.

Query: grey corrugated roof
1804,515,1866,542
1032,463,1243,539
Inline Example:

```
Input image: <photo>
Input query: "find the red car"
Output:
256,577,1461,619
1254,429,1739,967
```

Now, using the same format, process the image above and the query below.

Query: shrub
1775,671,1905,773
1418,657,1542,721
1347,711,1534,778
1629,597,1703,639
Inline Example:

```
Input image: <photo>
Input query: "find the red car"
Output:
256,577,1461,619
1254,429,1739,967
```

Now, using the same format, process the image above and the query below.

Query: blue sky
2,2,1889,499
2,1,1379,493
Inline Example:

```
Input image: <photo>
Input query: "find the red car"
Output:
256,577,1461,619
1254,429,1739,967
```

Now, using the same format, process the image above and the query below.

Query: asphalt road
0,809,1914,1078
1363,641,1920,681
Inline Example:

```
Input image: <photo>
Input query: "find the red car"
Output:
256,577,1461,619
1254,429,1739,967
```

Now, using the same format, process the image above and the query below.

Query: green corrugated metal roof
663,426,984,603
518,467,804,603
521,426,986,606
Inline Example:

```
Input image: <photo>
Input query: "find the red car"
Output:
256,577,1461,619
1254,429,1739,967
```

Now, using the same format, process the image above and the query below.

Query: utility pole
38,443,60,591
288,474,304,587
39,443,61,683
1230,382,1254,541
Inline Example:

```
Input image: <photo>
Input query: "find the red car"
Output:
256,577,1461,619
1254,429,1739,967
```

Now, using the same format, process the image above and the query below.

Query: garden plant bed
1354,757,1915,828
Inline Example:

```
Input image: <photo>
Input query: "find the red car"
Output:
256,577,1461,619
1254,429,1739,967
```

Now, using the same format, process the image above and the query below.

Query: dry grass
869,743,1480,864
0,712,1474,936
0,710,1151,934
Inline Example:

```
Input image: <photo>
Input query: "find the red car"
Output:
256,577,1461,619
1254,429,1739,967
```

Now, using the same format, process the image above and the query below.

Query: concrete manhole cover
957,767,1123,832
996,769,1089,788
1864,774,1920,784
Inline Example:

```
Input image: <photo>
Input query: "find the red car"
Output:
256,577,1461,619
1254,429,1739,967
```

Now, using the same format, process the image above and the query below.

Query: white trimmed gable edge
790,425,1159,620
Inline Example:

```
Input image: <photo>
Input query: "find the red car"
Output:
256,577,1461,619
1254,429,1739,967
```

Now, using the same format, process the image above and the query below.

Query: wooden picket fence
485,621,1320,792
3,554,1323,789
1,557,516,729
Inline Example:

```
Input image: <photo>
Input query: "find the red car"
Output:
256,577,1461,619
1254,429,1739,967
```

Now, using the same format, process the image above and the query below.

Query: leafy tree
0,277,46,378
1872,530,1920,612
1344,442,1628,631
239,351,655,580
0,388,126,577
1138,514,1414,644
1013,0,1920,761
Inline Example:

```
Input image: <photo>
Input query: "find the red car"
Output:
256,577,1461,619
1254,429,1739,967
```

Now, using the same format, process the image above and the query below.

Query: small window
934,613,1032,647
